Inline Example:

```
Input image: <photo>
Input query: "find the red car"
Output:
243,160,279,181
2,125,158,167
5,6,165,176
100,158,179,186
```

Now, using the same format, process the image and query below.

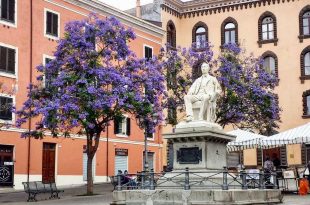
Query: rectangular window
0,96,12,120
114,116,131,136
1,0,15,23
45,10,59,37
0,45,15,74
144,46,153,60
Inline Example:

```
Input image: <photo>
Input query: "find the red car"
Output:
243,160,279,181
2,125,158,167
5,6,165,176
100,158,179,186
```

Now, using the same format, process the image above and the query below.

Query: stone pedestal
111,189,282,205
164,121,235,171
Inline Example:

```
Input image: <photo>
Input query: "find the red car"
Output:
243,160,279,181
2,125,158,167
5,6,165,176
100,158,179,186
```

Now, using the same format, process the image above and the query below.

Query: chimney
136,0,141,18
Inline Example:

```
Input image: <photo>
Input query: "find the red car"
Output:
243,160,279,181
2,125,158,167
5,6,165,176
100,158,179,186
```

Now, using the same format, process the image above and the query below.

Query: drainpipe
106,124,109,181
136,0,141,18
27,0,33,183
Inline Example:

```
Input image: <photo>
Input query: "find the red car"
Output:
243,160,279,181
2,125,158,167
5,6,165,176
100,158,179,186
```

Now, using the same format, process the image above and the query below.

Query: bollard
184,167,190,190
116,173,122,191
259,169,265,189
241,169,248,190
222,166,229,190
150,169,155,190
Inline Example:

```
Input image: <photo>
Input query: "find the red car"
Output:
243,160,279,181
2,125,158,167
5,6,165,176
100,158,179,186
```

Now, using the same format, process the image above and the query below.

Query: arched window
224,23,236,44
303,11,310,35
302,90,310,117
221,17,238,45
263,56,275,74
262,17,274,40
262,51,278,77
166,20,176,49
300,46,310,80
192,22,208,49
258,12,278,47
195,27,207,48
299,6,310,42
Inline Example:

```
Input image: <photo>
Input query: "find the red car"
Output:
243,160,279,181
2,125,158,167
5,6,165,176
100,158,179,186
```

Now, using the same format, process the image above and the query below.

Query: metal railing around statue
114,167,278,191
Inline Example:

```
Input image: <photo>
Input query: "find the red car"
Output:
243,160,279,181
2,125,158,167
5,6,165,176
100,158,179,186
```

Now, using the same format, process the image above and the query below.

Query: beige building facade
161,0,310,168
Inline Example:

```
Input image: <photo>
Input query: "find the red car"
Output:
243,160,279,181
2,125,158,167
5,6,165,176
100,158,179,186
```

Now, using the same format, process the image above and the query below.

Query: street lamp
136,113,159,172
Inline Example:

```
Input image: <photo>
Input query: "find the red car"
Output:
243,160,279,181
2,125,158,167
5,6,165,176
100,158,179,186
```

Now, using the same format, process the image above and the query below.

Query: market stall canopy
261,122,310,148
226,129,265,152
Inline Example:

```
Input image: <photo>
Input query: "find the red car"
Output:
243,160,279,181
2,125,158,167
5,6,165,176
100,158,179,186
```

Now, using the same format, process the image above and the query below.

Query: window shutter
8,0,14,22
0,46,7,71
52,13,58,36
280,146,287,166
144,47,148,59
1,0,8,20
46,12,52,34
126,117,131,136
6,97,12,120
7,48,15,74
114,118,119,134
256,148,262,166
301,144,307,165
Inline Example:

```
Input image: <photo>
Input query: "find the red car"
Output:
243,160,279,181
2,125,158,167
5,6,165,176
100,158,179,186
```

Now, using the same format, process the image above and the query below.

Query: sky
99,0,193,11
99,0,153,11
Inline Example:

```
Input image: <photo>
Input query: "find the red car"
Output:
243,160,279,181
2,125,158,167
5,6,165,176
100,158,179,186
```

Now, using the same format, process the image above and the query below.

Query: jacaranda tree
15,15,165,195
216,44,280,134
161,43,281,133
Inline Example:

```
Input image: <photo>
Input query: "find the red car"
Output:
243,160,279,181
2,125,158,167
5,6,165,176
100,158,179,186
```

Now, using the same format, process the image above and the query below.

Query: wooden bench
22,181,64,202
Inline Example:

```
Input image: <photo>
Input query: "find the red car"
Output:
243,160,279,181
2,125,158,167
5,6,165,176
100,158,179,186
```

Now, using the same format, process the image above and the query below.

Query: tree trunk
86,153,94,195
86,130,101,195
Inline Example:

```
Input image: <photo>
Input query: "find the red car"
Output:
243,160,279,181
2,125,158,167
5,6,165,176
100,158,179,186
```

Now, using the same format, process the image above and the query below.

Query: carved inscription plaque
177,147,202,164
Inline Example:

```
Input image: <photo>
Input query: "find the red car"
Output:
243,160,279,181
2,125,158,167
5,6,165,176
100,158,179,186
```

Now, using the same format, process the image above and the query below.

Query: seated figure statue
184,62,221,122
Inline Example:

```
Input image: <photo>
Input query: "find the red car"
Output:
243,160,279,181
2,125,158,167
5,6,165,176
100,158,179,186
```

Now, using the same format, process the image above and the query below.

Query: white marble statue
184,62,222,122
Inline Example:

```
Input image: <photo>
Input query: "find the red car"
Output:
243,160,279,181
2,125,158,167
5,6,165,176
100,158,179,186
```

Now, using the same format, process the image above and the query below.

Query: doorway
0,145,14,187
42,143,56,183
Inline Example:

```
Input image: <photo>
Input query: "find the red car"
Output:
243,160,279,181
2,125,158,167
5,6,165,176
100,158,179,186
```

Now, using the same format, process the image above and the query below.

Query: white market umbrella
227,129,265,152
261,122,310,148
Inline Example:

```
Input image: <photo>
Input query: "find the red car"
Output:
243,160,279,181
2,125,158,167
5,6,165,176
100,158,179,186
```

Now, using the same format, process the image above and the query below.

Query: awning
261,122,310,148
227,129,265,152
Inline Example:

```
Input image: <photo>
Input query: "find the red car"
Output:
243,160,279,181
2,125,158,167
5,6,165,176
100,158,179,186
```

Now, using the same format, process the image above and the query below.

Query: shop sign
115,148,128,156
0,147,13,154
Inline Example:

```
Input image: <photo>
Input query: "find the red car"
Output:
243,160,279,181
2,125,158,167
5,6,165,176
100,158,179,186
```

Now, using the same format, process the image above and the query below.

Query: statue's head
201,62,210,75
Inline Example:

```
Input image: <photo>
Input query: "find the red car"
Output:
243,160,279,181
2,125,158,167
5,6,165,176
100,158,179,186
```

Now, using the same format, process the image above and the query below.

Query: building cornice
163,0,299,18
0,127,163,147
62,0,165,38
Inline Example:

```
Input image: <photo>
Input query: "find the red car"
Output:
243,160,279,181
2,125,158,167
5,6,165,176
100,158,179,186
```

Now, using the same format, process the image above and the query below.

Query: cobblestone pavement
0,183,113,205
0,184,309,205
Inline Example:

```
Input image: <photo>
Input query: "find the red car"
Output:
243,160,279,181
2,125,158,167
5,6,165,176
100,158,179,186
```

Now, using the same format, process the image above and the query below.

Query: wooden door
42,143,56,183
